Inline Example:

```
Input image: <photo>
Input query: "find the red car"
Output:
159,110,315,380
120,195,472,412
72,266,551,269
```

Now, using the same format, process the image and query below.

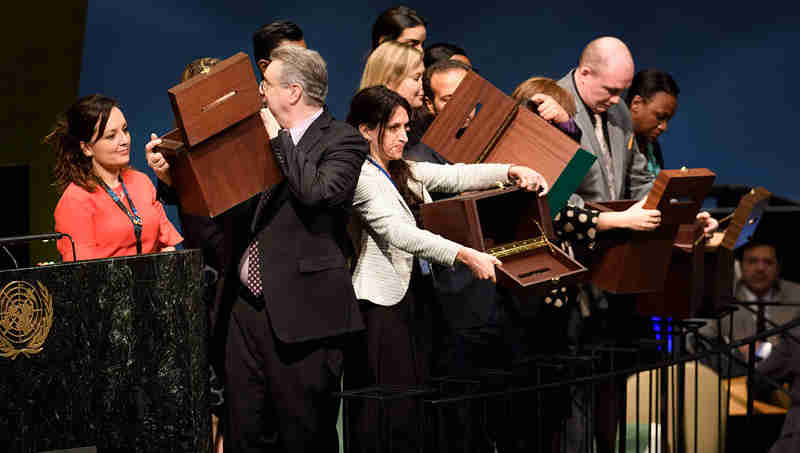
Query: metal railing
339,308,800,453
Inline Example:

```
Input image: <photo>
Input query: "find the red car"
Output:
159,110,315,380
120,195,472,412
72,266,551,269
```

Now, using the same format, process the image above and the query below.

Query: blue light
652,316,662,351
667,317,673,353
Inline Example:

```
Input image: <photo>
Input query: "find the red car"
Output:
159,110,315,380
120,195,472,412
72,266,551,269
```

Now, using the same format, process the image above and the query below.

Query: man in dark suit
403,57,526,451
148,19,310,410
400,58,508,375
224,45,368,453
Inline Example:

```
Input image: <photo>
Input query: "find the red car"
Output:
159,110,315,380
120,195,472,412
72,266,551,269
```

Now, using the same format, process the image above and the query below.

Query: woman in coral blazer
47,94,181,261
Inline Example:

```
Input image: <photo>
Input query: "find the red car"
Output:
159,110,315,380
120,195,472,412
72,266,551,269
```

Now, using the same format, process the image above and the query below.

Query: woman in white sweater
343,85,545,452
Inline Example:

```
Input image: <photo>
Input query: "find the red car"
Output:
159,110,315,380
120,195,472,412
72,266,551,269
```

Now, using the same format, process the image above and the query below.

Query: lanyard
97,175,143,254
365,155,396,188
365,155,432,275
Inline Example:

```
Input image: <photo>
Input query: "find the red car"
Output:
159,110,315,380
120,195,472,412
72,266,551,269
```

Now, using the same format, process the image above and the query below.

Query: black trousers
345,269,431,453
224,291,345,453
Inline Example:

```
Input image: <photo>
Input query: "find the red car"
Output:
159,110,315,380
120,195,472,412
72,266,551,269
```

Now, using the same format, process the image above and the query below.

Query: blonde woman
360,40,424,109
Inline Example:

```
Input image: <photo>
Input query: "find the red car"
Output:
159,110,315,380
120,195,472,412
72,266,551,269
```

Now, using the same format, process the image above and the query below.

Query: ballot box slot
201,90,238,113
518,267,550,279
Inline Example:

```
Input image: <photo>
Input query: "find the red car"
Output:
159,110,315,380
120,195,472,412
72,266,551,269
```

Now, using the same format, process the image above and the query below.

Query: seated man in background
696,241,800,377
731,241,800,344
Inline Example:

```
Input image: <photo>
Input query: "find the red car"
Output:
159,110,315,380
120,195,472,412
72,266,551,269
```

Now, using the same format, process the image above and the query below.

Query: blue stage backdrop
79,1,800,232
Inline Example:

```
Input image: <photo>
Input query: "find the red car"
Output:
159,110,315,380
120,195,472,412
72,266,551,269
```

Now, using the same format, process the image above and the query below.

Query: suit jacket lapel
568,72,614,198
250,181,289,236
250,110,332,235
565,70,602,155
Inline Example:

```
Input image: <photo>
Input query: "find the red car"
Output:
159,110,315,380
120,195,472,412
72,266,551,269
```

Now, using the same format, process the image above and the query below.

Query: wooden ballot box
155,52,281,217
586,168,716,294
420,70,596,215
708,187,771,310
636,187,770,317
419,186,586,292
636,223,706,317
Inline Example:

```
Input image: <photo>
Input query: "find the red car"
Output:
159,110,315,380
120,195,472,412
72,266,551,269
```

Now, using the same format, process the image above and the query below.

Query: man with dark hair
697,241,800,379
731,241,800,340
423,59,473,119
252,20,306,76
399,54,513,453
252,20,308,163
403,59,473,164
737,242,797,301
406,59,518,376
423,42,471,69
223,46,367,453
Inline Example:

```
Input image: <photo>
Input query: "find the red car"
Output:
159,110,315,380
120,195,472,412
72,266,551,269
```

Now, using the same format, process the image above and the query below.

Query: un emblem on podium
0,281,53,360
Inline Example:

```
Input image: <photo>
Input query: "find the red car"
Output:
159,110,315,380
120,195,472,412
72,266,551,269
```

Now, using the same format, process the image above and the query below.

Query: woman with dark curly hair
47,94,181,261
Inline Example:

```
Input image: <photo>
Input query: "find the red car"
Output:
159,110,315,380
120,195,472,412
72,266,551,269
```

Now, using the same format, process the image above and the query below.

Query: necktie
250,128,292,232
246,240,263,297
593,113,616,197
756,303,767,335
274,128,292,169
245,128,294,297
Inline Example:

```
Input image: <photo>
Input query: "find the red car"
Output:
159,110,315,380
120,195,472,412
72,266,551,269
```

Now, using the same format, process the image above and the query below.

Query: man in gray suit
557,36,659,453
727,241,800,346
557,36,654,204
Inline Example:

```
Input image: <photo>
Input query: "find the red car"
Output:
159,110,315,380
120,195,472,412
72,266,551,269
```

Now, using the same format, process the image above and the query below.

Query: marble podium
0,250,209,453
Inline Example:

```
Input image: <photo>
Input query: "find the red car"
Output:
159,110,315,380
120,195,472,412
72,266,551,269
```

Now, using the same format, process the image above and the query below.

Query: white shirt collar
736,280,779,302
288,107,323,145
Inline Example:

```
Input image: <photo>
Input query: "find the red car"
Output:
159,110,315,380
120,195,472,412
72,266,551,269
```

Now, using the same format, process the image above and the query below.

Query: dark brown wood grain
420,71,581,188
155,52,282,217
586,168,716,295
420,186,586,292
636,223,706,318
168,52,262,147
707,186,771,311
720,186,771,250
641,186,771,317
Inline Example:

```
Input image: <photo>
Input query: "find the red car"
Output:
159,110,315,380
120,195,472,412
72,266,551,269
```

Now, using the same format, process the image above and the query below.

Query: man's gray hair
270,45,328,107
